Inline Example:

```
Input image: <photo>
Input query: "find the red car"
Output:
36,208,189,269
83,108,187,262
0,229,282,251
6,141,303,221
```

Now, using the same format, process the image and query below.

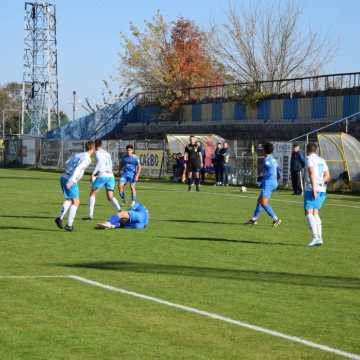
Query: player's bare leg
118,183,126,204
130,183,137,206
106,190,121,211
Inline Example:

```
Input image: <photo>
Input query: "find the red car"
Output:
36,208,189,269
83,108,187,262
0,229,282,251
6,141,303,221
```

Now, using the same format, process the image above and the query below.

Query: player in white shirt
85,140,121,219
303,143,331,247
55,141,95,231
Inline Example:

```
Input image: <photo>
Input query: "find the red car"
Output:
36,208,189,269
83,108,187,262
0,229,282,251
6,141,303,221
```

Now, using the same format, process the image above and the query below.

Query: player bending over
85,139,121,220
95,203,149,230
245,142,282,227
55,141,95,231
118,145,142,207
304,143,330,247
182,135,203,192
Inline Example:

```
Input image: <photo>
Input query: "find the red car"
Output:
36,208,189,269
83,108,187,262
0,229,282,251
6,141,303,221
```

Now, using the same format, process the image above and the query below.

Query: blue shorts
259,183,278,199
304,191,327,210
92,176,115,192
119,173,136,185
60,176,79,200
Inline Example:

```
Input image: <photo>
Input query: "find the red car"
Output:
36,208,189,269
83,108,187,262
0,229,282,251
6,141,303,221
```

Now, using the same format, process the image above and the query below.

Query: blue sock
131,191,136,202
119,191,125,200
262,204,278,220
253,203,263,218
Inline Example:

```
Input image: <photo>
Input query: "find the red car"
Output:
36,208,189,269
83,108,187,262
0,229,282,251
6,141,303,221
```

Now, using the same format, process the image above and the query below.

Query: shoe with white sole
95,222,114,230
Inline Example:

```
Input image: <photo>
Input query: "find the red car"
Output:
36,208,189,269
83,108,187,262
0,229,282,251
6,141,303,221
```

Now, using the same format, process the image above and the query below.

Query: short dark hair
85,140,95,151
263,142,274,155
95,139,102,148
306,142,318,153
126,144,134,150
293,143,299,148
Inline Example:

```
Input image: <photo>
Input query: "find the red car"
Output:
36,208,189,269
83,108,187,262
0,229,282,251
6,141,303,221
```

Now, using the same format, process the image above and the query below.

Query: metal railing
137,71,360,105
288,112,360,143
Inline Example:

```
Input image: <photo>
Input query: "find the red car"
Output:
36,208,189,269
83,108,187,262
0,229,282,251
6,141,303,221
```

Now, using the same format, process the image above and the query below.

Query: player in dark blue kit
118,145,142,206
245,142,282,227
95,203,149,230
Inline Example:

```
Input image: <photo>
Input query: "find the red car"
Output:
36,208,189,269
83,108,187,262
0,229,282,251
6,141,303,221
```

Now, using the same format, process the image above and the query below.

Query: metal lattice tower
22,1,59,136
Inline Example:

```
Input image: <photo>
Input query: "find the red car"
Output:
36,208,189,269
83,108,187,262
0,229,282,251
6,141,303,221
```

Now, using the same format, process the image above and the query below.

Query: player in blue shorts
245,142,282,227
55,141,95,231
85,140,121,220
304,143,330,247
118,144,142,206
95,203,149,230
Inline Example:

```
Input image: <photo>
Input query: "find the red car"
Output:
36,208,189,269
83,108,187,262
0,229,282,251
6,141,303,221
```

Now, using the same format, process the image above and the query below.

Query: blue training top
121,155,140,175
262,155,279,187
108,203,149,229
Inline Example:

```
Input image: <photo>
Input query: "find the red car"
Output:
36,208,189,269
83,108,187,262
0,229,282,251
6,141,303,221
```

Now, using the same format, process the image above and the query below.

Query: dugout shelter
318,132,360,192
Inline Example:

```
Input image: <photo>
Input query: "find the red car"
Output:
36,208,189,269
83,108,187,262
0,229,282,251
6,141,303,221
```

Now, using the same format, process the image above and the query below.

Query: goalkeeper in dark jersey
182,135,203,192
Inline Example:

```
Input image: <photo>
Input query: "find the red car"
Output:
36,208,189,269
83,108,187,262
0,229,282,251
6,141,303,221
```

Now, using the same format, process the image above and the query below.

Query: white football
241,186,247,192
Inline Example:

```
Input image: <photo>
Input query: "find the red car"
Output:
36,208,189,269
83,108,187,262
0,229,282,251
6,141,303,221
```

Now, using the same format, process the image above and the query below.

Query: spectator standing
290,143,305,195
220,142,231,186
213,142,222,185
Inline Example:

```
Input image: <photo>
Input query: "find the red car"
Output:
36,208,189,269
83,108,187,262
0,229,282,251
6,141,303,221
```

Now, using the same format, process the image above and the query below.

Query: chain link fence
0,137,294,187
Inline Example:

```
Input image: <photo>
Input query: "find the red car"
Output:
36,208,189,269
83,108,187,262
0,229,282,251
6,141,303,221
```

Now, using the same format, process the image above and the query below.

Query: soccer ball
241,186,247,192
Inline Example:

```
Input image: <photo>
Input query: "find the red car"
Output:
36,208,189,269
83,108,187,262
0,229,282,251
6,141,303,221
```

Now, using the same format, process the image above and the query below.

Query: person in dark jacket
220,142,231,186
212,143,223,185
290,143,305,195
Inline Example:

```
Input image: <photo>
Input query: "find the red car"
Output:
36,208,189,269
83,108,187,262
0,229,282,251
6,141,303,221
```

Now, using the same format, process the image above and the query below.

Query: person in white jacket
55,141,95,231
85,140,121,220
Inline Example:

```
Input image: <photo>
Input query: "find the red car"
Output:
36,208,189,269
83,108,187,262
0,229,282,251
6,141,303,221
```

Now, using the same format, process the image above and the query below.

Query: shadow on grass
161,235,300,247
0,214,54,219
0,176,56,181
57,261,360,290
0,225,59,232
155,218,241,226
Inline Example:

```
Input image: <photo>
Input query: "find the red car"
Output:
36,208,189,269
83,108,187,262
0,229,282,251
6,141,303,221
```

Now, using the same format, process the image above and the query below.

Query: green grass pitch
0,168,359,360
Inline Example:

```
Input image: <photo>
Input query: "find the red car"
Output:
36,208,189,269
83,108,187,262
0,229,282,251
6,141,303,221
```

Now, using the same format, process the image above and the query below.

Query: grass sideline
0,168,359,359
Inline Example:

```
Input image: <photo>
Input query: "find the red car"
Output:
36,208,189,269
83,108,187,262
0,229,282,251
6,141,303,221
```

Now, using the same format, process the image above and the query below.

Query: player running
245,142,282,227
55,141,95,231
304,143,330,247
85,140,121,220
95,203,149,230
182,135,203,192
118,144,142,207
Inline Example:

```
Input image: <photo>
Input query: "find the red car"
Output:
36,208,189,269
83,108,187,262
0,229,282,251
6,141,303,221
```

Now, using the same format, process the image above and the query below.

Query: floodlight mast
21,1,59,136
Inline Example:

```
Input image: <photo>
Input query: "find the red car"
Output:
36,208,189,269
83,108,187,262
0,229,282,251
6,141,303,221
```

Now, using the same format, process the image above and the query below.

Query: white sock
67,205,78,227
89,196,96,218
111,197,121,211
314,214,322,240
306,214,318,239
60,201,71,220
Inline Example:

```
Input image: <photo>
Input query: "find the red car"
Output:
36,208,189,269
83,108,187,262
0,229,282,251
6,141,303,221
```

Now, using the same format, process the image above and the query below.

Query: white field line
138,186,360,210
69,275,360,360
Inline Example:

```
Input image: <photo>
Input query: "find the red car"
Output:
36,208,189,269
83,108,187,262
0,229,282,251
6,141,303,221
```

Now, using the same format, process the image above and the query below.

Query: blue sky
1,0,359,117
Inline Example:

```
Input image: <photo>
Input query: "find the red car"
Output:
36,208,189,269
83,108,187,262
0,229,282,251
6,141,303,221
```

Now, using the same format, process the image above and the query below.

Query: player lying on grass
55,140,95,232
95,202,149,229
245,142,282,227
85,139,121,220
118,144,142,206
304,142,330,247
